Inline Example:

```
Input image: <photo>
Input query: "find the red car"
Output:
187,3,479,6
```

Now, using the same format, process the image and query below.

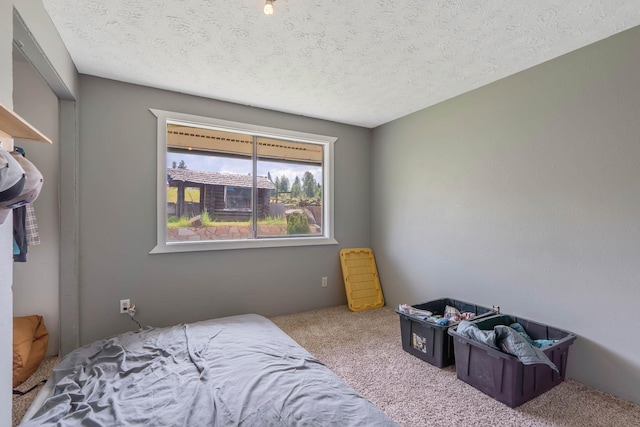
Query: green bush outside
167,213,286,228
201,210,213,226
286,213,310,235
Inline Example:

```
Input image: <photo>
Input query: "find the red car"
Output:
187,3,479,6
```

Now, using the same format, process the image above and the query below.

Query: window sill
150,236,338,254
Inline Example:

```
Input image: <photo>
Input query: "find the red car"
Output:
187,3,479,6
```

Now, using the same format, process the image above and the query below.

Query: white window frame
150,109,338,253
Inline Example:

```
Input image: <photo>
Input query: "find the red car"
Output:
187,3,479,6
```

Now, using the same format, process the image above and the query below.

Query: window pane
256,137,323,238
166,124,254,242
225,186,252,209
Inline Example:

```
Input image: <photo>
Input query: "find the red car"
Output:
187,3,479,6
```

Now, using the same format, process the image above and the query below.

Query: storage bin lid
339,248,385,311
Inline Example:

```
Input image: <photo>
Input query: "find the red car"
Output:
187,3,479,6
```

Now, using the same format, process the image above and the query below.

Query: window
151,109,337,253
224,186,251,210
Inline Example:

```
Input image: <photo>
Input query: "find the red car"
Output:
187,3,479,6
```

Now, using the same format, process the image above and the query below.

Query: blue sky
167,152,322,186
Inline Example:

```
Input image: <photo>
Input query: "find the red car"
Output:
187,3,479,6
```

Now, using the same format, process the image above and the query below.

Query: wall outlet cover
120,299,131,314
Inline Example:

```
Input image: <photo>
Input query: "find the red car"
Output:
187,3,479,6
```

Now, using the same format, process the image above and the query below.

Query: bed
20,313,398,426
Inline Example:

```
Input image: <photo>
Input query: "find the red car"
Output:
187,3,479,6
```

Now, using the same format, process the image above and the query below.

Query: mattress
20,313,397,426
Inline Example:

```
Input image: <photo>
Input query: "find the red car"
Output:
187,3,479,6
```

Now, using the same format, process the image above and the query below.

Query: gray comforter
21,314,397,426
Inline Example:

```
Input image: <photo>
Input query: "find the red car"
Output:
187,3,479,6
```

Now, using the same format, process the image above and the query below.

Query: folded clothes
397,304,432,319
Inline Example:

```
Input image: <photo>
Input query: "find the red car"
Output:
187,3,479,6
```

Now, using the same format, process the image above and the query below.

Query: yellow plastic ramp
339,248,385,311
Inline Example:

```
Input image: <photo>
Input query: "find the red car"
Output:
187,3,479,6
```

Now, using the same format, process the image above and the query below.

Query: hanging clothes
13,204,27,262
25,203,41,246
9,147,44,261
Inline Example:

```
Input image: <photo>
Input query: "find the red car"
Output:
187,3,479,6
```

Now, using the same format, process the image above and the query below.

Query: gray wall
13,58,61,356
77,76,372,345
14,0,79,98
372,26,640,404
1,3,77,421
0,1,14,422
15,0,81,357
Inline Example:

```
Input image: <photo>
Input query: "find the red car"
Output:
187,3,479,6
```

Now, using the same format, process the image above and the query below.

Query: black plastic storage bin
448,314,576,408
396,298,495,368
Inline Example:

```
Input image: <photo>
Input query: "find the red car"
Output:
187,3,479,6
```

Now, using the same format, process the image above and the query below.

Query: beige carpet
12,355,60,427
12,307,640,427
272,305,640,427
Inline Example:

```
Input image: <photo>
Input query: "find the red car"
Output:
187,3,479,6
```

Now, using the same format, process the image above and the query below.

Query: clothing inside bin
398,304,476,326
509,323,557,348
456,321,559,372
443,305,476,323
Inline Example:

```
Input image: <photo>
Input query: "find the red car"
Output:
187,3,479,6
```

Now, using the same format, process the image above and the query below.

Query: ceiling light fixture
264,0,275,15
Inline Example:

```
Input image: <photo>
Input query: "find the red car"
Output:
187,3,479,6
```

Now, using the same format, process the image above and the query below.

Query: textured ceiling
41,0,640,128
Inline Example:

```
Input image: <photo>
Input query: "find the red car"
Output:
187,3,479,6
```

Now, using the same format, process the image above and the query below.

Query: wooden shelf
0,102,52,144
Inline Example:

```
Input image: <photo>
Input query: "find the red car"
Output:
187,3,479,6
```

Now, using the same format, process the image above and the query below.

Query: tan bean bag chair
13,315,49,387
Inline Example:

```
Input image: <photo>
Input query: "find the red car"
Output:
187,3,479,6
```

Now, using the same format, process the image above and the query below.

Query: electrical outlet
321,277,328,287
120,299,131,314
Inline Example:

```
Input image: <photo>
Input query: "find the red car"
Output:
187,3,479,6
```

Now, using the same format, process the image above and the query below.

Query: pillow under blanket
13,315,49,387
